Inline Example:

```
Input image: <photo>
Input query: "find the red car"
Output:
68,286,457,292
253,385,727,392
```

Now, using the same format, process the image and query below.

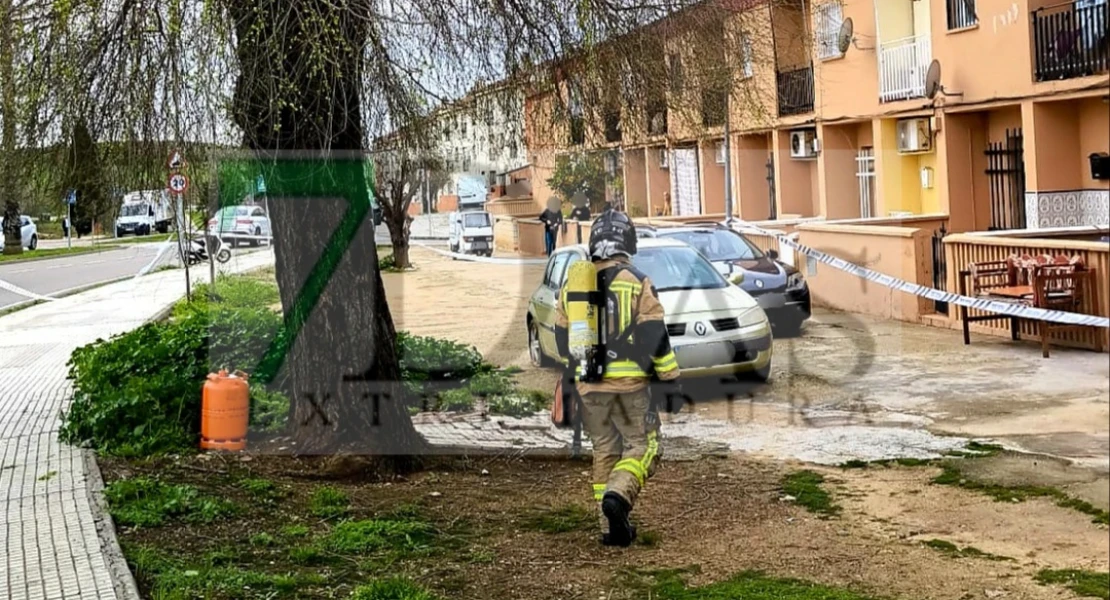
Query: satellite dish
837,18,855,54
925,60,963,100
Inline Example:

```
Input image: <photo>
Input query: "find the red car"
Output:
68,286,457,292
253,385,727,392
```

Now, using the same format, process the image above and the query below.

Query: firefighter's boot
601,492,636,547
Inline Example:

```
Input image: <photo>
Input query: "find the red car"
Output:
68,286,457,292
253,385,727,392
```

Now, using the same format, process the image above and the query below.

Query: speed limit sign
168,173,189,195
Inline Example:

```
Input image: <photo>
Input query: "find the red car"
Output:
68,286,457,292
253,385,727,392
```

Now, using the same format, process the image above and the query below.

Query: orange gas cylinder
200,370,250,451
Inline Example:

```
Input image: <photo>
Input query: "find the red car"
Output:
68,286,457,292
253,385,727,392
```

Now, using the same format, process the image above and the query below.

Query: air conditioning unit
897,118,933,153
659,149,669,169
789,129,818,159
715,142,726,164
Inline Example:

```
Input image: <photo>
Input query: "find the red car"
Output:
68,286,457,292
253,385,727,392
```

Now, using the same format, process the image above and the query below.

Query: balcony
776,65,815,116
1033,0,1109,82
878,35,933,102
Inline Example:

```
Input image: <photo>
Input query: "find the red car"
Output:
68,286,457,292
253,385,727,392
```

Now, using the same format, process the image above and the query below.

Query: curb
82,255,274,599
0,275,134,317
84,450,142,600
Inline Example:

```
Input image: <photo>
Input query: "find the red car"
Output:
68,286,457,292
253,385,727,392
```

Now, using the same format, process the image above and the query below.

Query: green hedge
60,276,507,456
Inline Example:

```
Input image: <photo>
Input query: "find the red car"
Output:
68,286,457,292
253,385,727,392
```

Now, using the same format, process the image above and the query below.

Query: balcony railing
776,65,815,116
1033,0,1109,81
878,35,933,102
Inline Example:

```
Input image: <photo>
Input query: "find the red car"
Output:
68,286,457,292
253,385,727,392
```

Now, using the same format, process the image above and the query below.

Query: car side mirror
767,249,779,260
729,272,745,285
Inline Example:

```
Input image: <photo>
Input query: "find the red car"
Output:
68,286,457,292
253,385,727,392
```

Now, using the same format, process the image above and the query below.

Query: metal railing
946,0,978,29
776,65,815,116
878,35,933,102
1033,0,1109,81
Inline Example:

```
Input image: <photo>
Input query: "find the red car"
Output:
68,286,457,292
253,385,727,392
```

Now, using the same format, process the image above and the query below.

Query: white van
448,211,494,257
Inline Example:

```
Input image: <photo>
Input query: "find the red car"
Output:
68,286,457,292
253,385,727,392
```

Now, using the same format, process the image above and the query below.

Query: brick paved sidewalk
0,250,274,600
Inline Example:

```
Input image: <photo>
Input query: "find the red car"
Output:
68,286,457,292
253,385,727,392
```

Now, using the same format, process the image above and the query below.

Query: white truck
448,211,494,257
116,190,173,237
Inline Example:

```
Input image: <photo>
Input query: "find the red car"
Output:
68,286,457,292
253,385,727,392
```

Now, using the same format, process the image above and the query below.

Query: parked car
527,238,773,381
1,215,38,250
643,223,811,333
208,205,272,247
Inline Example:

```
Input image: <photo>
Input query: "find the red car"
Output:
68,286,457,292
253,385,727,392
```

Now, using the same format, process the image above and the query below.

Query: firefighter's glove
652,379,689,415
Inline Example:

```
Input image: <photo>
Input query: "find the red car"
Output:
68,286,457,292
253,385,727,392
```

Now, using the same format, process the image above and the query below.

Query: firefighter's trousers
581,388,660,531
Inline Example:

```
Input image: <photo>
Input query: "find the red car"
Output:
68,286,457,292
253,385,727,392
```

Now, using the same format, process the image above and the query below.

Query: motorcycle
184,234,231,266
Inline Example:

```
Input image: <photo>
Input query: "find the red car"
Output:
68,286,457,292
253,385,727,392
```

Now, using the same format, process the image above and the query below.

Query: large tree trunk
229,0,424,459
0,0,21,256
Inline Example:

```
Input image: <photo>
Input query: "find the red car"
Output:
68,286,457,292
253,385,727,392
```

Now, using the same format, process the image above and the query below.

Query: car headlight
787,273,805,290
737,307,769,328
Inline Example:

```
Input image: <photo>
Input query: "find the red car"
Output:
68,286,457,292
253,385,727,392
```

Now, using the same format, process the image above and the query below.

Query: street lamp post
723,92,734,227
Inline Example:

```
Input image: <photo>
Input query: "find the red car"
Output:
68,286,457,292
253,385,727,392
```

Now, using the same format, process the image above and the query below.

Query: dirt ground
103,451,1108,600
384,247,1109,475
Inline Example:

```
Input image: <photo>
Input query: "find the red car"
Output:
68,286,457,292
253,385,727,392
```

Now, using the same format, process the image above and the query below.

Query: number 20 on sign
168,173,189,195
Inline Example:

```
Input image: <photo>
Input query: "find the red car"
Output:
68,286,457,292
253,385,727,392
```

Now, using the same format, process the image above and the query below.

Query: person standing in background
539,197,563,256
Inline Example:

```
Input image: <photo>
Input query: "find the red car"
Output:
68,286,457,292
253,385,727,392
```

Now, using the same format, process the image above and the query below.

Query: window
463,213,491,228
667,53,684,95
252,207,266,217
545,252,571,288
558,254,582,288
739,33,754,78
20,216,30,226
946,0,977,30
815,2,845,60
630,246,728,292
660,230,764,262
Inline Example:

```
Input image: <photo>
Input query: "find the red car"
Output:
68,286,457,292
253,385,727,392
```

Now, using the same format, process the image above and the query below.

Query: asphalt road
0,242,174,310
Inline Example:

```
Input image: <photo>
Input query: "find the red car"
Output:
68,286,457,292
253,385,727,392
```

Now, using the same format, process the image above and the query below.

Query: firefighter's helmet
588,209,638,260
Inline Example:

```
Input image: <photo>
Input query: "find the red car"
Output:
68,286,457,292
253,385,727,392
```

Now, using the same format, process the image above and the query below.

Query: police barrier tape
726,220,1110,329
412,242,550,265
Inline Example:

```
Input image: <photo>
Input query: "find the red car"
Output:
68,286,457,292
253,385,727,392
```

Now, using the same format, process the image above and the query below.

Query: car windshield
120,203,149,216
632,246,728,292
662,229,764,262
463,213,490,228
217,206,251,217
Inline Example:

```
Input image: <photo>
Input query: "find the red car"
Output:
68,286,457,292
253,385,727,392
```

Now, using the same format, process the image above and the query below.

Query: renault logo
755,280,764,288
692,321,708,336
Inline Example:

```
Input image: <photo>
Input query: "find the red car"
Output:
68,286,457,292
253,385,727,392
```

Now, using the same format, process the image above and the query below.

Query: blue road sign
256,174,267,194
66,189,77,205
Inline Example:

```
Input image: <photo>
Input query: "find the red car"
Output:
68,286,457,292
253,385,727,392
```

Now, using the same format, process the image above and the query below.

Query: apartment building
524,0,1109,231
431,81,529,211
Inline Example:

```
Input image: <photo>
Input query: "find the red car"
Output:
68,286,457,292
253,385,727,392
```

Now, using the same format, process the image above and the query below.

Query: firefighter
554,209,682,547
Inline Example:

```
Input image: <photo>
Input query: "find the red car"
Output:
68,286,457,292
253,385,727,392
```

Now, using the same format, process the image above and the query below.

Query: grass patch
237,477,285,503
38,470,58,481
628,569,883,599
308,486,349,519
922,539,1013,561
782,471,840,516
933,463,1109,525
351,577,440,600
249,533,276,547
280,524,310,538
1035,569,1109,599
520,504,595,534
636,530,663,547
838,457,938,469
124,542,326,598
324,518,437,554
104,477,236,527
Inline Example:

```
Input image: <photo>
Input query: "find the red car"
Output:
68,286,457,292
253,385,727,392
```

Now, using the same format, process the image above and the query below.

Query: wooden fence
944,233,1109,351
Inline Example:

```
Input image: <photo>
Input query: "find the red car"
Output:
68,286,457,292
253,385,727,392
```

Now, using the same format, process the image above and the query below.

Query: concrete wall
624,148,649,217
700,139,726,215
646,146,670,216
796,222,933,321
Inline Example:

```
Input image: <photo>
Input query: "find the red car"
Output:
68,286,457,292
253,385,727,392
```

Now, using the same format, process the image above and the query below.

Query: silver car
1,215,38,250
527,238,773,381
